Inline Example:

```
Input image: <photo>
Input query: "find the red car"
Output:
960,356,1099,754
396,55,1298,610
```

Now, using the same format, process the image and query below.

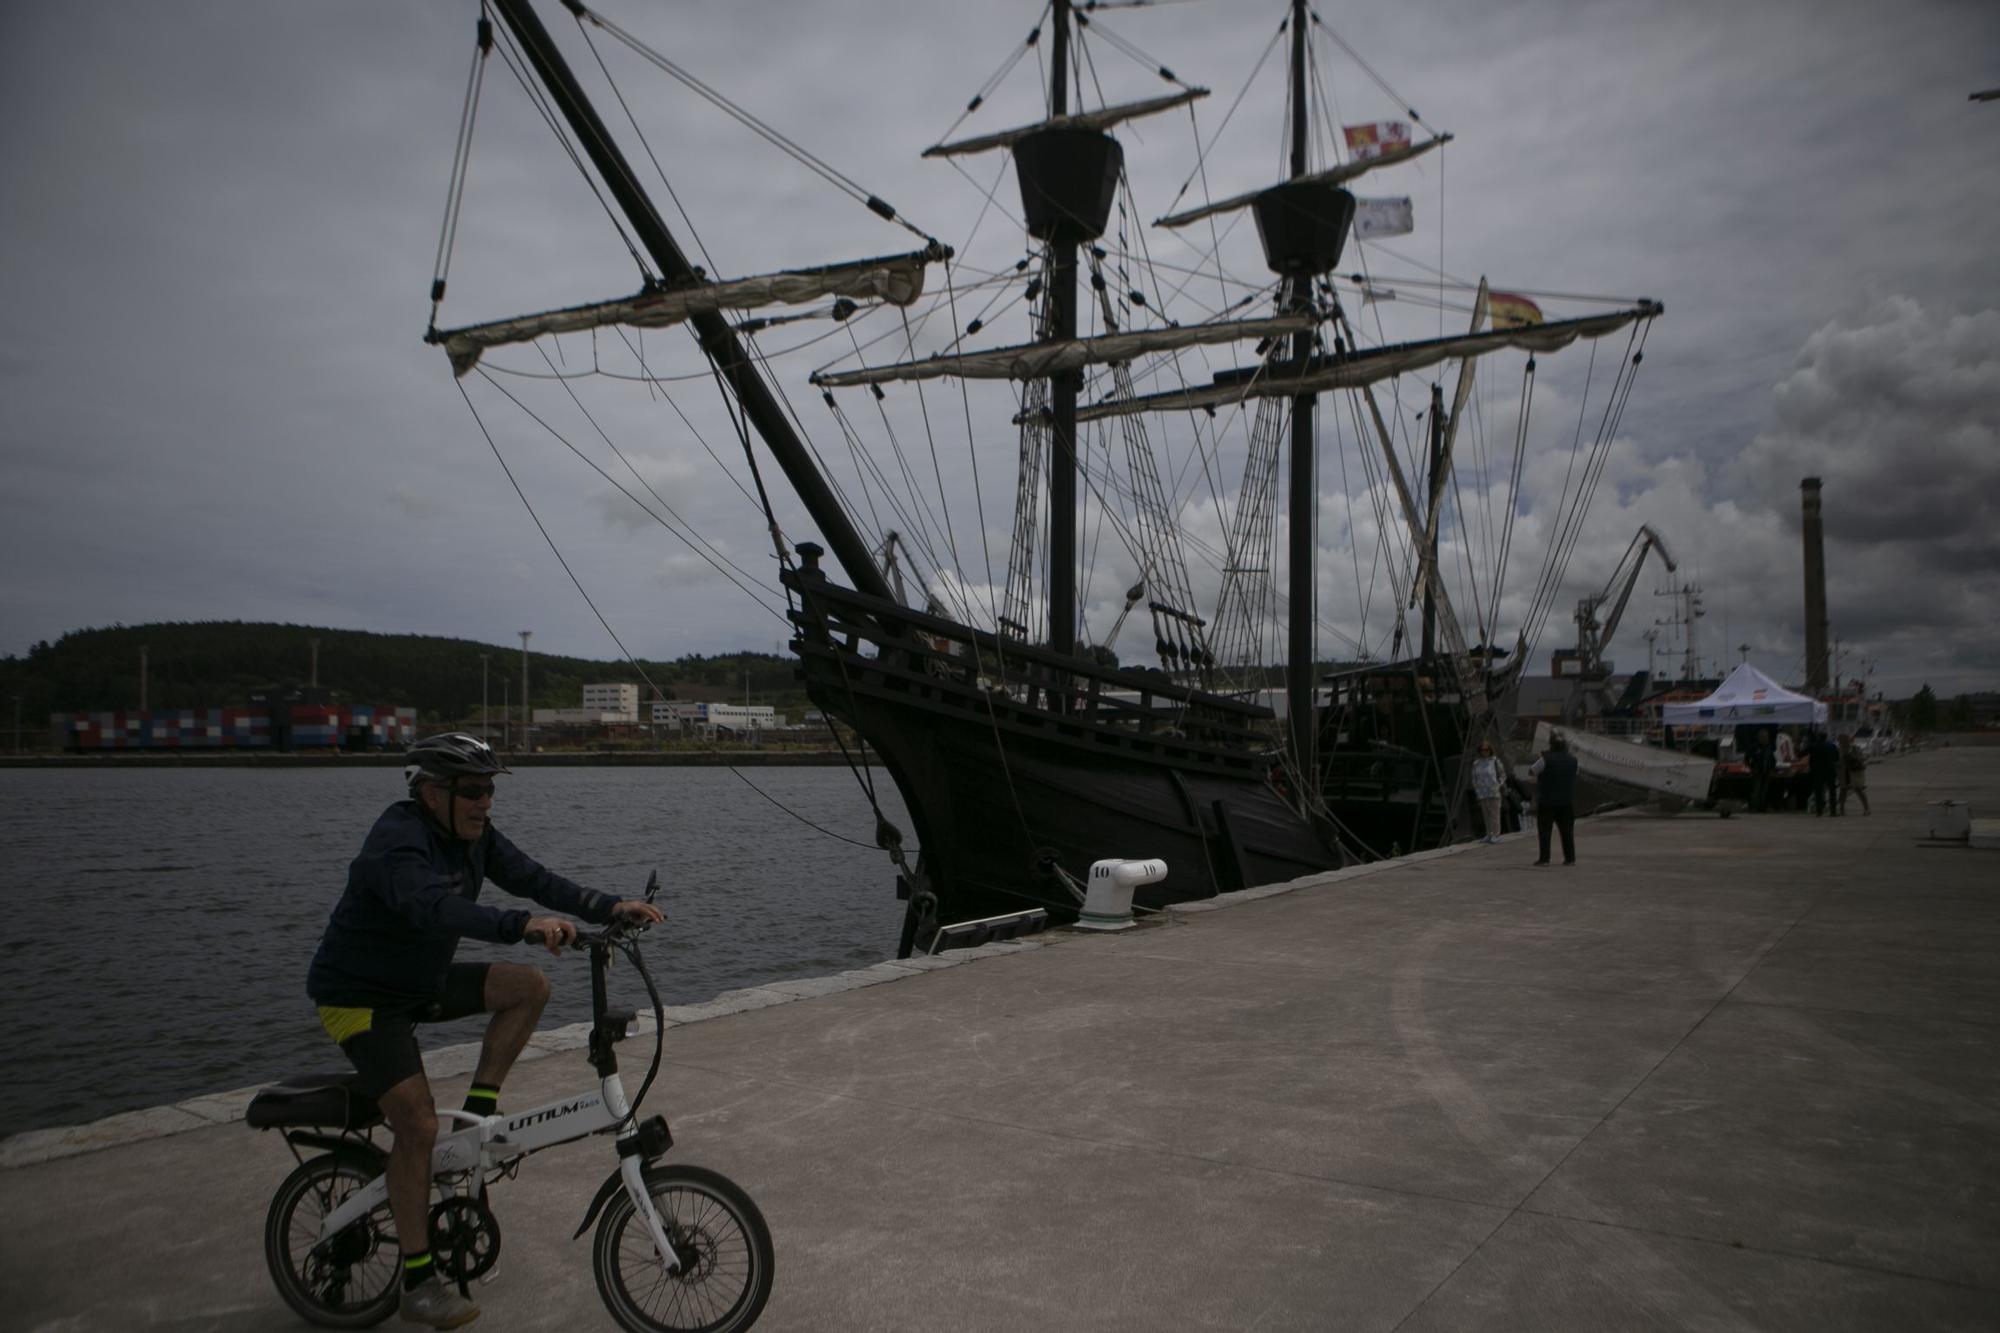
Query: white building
706,703,777,733
581,683,640,722
532,708,629,726
651,700,705,725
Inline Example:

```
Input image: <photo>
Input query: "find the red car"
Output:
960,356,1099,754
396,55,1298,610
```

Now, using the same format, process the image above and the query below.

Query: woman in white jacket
1470,740,1505,844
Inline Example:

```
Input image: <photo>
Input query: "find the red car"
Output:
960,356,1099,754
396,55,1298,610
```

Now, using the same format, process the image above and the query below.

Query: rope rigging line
531,339,775,595
1528,330,1651,662
819,383,954,599
429,13,493,331
1073,9,1199,91
577,3,936,243
930,3,1053,146
700,349,792,582
1485,359,1535,653
1519,323,1653,666
941,264,1004,626
724,768,885,850
1307,8,1439,137
598,325,763,511
1520,343,1602,642
464,370,898,862
894,307,975,610
1157,16,1286,220
830,330,965,612
468,367,788,617
570,8,722,279
485,15,653,282
453,376,677,694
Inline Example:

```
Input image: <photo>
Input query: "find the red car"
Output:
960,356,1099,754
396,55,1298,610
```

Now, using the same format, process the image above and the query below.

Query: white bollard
1075,858,1168,931
1925,800,1971,841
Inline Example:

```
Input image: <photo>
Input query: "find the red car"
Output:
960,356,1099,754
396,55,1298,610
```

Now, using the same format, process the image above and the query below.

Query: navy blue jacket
1533,750,1579,807
307,800,616,1007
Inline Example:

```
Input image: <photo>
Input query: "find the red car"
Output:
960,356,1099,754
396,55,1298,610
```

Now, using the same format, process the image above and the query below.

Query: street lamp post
1738,642,1751,665
519,630,532,754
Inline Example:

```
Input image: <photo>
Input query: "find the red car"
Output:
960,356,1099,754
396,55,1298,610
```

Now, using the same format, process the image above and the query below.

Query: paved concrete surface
4,747,1997,1331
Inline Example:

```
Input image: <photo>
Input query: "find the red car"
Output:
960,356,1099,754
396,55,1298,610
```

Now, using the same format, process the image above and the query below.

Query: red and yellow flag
1342,121,1411,162
1488,291,1544,329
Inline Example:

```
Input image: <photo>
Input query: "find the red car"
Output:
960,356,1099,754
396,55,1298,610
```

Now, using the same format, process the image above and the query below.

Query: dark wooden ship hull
785,553,1347,940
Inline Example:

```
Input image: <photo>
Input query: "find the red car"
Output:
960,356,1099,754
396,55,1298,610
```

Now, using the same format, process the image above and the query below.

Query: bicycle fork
601,1075,683,1277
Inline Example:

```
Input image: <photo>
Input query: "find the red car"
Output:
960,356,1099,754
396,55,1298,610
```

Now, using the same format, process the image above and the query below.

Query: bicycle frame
315,932,681,1275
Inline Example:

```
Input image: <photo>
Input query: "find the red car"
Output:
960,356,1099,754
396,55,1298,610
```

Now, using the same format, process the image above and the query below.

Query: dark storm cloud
2,0,1996,699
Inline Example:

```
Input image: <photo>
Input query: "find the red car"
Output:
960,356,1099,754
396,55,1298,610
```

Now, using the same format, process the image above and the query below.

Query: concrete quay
3,747,1996,1330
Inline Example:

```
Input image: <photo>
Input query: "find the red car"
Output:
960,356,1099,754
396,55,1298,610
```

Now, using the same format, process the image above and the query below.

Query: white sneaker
400,1278,480,1328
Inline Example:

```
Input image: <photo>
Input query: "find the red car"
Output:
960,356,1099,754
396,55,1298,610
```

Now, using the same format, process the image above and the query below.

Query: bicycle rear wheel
264,1152,401,1328
592,1164,774,1333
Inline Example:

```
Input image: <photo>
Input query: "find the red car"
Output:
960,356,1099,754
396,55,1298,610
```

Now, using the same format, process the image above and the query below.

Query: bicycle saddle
246,1072,385,1131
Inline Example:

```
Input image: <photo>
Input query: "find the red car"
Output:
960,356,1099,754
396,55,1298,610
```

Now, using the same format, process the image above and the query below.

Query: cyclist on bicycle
306,732,663,1328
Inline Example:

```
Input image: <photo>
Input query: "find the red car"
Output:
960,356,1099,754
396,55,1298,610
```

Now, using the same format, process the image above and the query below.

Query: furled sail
922,89,1207,159
428,246,943,377
1068,302,1661,423
811,313,1313,389
1154,134,1453,230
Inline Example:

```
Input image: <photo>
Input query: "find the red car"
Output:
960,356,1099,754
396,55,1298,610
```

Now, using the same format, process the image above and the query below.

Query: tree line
0,621,803,727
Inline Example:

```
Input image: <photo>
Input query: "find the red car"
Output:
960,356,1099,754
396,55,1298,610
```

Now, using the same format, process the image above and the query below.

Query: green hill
0,622,801,727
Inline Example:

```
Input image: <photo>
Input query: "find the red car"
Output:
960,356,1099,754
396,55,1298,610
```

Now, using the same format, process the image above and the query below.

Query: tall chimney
1801,477,1829,693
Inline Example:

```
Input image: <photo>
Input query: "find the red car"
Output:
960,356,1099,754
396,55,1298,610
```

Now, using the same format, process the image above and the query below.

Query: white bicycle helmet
403,732,511,794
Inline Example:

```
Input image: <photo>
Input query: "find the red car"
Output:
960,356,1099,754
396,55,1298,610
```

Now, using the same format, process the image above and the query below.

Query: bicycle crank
428,1195,502,1284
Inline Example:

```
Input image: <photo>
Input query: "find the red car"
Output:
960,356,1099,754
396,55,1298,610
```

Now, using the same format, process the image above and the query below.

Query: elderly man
1528,730,1579,866
306,733,663,1328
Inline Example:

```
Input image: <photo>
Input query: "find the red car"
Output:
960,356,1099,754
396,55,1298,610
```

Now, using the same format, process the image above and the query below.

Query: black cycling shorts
316,963,493,1098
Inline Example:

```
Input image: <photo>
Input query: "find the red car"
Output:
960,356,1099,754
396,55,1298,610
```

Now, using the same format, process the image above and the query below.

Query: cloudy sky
4,0,1996,699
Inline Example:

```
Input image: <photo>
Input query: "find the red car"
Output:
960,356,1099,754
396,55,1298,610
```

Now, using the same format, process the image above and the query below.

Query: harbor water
0,765,910,1140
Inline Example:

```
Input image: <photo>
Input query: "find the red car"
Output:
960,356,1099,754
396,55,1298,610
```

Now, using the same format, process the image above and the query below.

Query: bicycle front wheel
592,1163,774,1333
263,1152,401,1328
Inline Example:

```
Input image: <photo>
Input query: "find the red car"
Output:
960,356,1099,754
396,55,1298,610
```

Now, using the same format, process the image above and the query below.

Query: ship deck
5,746,1997,1329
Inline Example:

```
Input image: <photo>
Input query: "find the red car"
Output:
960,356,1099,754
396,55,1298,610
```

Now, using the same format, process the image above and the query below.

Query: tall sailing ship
427,0,1661,954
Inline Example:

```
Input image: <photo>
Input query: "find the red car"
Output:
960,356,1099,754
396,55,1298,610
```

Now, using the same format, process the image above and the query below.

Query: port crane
1574,525,1677,679
1561,526,1676,723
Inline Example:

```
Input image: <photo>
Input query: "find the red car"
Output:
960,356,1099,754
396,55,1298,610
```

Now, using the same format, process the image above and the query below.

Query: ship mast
1421,381,1444,662
1046,0,1081,661
1283,0,1316,781
484,0,894,605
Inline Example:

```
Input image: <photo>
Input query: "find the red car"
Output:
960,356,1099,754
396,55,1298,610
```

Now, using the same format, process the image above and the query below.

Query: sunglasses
452,781,497,801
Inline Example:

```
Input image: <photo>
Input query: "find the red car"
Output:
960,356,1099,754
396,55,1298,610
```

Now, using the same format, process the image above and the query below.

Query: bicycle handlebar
523,918,650,951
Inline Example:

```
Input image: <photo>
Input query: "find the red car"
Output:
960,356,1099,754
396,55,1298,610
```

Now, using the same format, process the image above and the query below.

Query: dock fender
572,1167,627,1240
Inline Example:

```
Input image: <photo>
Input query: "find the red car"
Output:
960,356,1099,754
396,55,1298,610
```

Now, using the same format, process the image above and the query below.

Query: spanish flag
1489,291,1544,329
1342,121,1411,162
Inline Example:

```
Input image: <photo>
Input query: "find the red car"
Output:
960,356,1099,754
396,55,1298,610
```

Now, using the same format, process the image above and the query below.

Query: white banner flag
1353,196,1414,239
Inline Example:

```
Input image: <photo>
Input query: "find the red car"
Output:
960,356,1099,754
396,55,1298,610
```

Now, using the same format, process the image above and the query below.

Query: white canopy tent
1660,663,1828,726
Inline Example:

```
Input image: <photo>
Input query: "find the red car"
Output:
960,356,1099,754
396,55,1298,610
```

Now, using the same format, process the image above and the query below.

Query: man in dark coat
1807,730,1841,816
1746,731,1774,813
308,733,663,1328
1528,730,1579,865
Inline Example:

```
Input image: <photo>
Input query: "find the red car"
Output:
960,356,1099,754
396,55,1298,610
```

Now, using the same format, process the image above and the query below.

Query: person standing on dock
1808,731,1841,816
1841,735,1872,815
1747,732,1775,813
1528,731,1579,866
305,732,663,1329
1470,740,1506,844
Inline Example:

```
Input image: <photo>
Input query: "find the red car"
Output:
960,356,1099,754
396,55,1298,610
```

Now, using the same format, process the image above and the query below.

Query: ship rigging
427,0,1662,953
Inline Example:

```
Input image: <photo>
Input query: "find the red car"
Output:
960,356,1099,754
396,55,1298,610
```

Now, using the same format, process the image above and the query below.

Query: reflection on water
0,765,909,1138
